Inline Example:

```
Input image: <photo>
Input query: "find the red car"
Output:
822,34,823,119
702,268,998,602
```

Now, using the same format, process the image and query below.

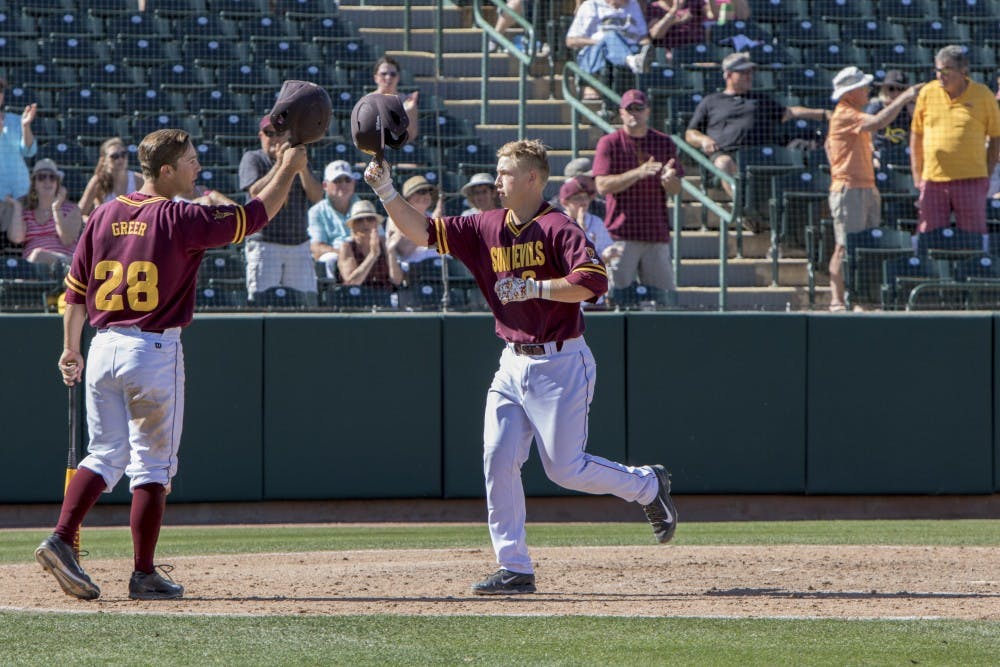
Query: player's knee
543,460,585,489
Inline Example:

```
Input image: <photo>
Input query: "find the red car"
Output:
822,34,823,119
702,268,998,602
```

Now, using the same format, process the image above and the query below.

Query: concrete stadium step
417,76,556,100
676,286,812,311
391,51,523,78
676,230,772,259
446,99,573,125
360,27,486,53
677,258,809,288
475,124,605,152
338,5,465,30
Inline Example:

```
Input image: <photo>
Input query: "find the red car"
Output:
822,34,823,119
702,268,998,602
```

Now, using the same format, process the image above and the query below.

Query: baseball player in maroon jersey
365,139,677,595
35,129,307,601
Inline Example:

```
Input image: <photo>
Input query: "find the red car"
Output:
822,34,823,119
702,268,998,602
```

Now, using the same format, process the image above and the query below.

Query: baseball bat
65,372,80,559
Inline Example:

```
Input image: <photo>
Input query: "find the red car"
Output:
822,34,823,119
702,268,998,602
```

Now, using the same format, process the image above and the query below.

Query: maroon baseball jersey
64,194,268,330
429,203,608,344
592,127,683,242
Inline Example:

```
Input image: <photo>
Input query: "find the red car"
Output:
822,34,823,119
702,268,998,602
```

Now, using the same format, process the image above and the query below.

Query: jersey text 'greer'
110,221,148,237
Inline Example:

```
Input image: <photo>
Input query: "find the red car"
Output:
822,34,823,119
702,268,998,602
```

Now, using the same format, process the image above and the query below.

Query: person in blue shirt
307,160,360,280
0,78,38,242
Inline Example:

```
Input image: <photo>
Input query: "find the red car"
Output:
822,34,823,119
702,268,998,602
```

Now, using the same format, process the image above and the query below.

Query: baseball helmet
350,93,409,161
267,80,333,146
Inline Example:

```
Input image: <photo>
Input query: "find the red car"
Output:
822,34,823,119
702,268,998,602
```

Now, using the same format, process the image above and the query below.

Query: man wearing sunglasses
593,89,683,307
238,115,324,305
0,77,38,243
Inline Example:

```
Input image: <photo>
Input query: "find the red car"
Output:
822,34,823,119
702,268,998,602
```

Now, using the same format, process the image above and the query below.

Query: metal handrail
561,61,616,148
472,0,535,137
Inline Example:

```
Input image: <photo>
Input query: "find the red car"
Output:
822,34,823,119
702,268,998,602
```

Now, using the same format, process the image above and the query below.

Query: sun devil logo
212,210,234,219
585,247,596,258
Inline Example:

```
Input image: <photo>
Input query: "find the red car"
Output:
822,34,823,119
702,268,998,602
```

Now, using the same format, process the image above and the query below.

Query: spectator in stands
239,115,324,305
0,78,38,240
7,159,81,271
566,0,651,101
559,176,619,265
387,175,442,269
338,199,403,289
372,56,419,144
460,172,500,216
79,138,145,219
910,45,1000,236
562,156,606,219
646,0,750,56
684,52,830,221
489,1,551,57
864,70,914,163
593,89,683,304
308,160,359,280
824,67,923,312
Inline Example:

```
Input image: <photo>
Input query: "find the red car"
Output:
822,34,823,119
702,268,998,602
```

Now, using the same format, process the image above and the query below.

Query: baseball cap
32,158,64,180
558,177,595,202
461,172,495,197
402,174,436,198
879,70,908,88
722,52,756,72
831,66,874,101
323,160,354,182
563,157,593,178
619,89,648,109
259,115,273,130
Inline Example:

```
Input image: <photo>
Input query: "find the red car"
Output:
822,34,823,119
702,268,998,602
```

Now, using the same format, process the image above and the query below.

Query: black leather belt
511,341,564,356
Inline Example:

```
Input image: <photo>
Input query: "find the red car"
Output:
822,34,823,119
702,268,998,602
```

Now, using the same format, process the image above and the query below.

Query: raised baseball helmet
267,80,333,146
350,93,409,161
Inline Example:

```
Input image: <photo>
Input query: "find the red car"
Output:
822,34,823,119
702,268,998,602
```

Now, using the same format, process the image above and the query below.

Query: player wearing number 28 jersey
36,130,307,602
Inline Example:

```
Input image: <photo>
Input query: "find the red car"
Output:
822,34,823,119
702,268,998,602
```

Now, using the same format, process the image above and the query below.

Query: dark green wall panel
808,315,993,494
627,313,807,493
168,316,264,502
0,316,73,502
996,315,1000,493
262,316,442,499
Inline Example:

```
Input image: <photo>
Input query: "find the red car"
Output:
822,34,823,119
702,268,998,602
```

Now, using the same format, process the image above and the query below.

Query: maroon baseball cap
259,115,273,130
620,89,648,109
559,177,595,201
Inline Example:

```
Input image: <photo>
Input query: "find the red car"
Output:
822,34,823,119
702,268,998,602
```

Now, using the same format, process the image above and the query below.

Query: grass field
2,520,998,666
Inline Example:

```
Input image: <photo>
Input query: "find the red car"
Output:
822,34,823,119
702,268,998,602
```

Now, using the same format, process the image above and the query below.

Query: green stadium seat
105,12,171,39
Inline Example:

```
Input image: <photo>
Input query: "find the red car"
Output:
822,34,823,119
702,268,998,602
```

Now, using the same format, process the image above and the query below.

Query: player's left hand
364,158,395,200
495,276,538,304
58,350,84,386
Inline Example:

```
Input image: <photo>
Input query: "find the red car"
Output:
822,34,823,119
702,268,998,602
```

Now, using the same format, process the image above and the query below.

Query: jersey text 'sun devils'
64,193,268,331
428,203,608,344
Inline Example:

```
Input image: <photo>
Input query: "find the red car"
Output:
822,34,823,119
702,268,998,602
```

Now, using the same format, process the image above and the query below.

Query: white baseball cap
323,160,355,182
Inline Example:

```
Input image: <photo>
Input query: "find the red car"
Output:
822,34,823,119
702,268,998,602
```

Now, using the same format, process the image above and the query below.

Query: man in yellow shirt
825,67,922,311
910,45,1000,235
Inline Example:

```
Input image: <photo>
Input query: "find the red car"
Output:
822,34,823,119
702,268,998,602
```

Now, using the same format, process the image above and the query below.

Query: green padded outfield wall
808,314,993,494
996,314,1000,493
261,315,443,499
625,313,808,493
440,313,627,498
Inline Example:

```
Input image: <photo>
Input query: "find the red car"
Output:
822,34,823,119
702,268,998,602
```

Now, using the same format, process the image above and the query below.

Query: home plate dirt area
3,544,998,619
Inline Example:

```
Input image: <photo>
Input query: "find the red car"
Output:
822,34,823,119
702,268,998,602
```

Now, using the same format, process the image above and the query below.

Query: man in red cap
238,115,324,305
592,89,682,306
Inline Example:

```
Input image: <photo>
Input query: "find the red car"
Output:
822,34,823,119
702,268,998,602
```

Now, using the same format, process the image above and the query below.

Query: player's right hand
280,145,308,172
58,350,84,387
364,158,392,189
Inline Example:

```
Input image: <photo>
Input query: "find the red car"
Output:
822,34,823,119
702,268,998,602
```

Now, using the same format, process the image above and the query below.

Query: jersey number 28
93,260,160,312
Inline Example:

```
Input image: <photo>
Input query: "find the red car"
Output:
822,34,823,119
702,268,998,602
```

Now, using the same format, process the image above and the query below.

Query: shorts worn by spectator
239,114,324,305
593,90,683,304
308,160,359,279
911,45,1000,235
567,0,652,86
824,66,923,311
7,158,83,268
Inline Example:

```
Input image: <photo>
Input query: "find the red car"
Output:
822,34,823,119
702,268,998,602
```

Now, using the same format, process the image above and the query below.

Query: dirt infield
4,543,998,620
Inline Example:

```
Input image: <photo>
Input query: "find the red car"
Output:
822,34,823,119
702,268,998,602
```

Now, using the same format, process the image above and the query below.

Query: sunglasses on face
262,129,288,138
109,151,128,160
411,188,435,197
34,172,58,182
377,70,399,78
625,104,647,113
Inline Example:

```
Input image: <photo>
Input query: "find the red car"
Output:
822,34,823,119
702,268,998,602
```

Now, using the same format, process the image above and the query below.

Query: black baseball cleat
34,533,101,600
471,568,537,595
642,465,678,544
129,565,184,600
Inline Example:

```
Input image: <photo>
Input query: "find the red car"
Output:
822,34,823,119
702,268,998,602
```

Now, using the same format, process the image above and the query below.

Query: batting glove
364,158,397,204
495,277,551,304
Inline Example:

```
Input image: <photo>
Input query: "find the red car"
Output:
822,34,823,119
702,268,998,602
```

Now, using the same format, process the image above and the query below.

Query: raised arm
255,146,308,220
364,159,430,246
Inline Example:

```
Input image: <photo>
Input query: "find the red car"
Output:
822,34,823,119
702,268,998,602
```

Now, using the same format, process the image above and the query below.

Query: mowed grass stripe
1,613,997,666
1,520,998,563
